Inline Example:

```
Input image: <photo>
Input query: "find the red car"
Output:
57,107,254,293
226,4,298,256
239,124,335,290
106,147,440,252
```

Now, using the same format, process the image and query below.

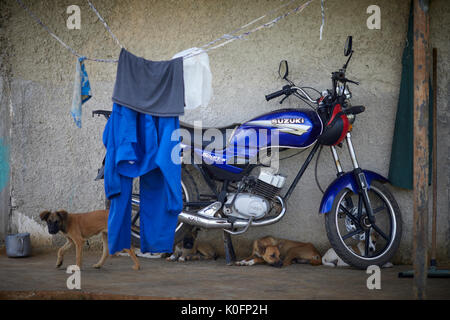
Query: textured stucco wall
0,0,448,263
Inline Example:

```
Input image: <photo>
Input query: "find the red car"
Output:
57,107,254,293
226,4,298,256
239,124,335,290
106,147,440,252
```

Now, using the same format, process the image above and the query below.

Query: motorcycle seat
179,121,240,150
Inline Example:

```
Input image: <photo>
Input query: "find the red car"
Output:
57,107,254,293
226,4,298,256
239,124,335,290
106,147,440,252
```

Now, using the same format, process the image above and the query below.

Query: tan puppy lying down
236,236,321,267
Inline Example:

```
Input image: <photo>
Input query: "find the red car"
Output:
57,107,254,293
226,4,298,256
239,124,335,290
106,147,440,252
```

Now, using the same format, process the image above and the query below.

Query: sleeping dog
167,228,217,262
322,231,393,268
235,236,322,267
40,209,140,270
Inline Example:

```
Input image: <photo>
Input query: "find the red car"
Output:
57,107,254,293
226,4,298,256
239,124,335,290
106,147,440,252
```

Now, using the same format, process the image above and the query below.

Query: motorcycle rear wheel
130,168,198,250
324,181,402,269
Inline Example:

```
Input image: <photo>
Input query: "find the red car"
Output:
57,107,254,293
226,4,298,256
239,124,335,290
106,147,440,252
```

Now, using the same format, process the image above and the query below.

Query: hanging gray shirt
112,48,185,117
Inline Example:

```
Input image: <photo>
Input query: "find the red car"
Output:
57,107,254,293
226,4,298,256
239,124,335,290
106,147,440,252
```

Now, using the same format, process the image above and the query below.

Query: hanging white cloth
172,47,213,110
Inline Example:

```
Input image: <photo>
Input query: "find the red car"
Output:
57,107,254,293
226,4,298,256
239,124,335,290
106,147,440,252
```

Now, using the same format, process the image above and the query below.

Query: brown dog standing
235,236,322,267
40,209,140,270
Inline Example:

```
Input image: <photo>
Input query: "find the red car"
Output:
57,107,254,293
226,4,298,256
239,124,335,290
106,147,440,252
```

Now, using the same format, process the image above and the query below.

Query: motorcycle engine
223,169,286,220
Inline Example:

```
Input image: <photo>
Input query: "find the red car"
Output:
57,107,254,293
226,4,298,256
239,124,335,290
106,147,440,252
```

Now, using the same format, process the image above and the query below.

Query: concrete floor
0,249,449,300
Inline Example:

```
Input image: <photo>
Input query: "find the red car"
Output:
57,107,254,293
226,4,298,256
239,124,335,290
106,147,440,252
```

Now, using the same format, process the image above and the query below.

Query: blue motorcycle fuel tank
194,108,323,167
231,108,323,151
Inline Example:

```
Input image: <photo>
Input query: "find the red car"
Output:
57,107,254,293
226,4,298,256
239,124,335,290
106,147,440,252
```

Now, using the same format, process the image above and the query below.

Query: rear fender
319,170,388,214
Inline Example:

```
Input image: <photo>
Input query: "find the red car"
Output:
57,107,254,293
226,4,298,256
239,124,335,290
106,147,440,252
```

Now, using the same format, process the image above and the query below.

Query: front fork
330,132,376,225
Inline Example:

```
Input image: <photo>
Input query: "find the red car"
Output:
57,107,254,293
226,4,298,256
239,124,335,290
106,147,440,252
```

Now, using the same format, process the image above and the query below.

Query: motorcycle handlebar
266,86,316,103
332,71,359,85
344,105,365,115
346,79,359,85
265,89,287,101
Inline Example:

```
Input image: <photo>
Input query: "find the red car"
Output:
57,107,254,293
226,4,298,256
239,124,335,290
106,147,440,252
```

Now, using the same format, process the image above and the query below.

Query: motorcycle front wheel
324,180,402,269
131,168,198,249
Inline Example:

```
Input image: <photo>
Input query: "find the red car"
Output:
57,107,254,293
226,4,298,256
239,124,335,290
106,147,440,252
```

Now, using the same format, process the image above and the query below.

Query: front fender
319,170,389,214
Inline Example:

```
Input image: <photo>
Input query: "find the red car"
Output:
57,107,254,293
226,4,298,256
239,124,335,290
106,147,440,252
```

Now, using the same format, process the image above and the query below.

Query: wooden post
430,48,437,268
412,0,430,300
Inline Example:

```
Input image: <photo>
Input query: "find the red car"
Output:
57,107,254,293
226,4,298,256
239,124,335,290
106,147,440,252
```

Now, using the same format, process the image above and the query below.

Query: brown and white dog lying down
235,236,322,267
167,228,217,262
322,231,393,268
40,209,140,270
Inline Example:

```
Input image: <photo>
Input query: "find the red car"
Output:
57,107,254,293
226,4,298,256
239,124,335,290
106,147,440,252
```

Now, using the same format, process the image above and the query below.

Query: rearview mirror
278,60,289,79
344,36,353,56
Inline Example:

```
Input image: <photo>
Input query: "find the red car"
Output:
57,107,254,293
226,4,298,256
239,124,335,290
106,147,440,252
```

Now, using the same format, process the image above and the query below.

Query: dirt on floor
0,249,449,300
0,290,185,300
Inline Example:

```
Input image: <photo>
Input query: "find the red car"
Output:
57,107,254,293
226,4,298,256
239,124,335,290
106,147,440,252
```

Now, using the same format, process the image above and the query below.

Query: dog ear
39,210,51,221
257,242,266,255
56,210,68,221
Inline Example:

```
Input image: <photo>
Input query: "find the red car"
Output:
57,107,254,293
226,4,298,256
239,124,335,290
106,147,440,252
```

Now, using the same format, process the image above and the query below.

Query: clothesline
320,0,325,40
196,0,304,52
87,0,124,50
16,0,324,63
184,0,316,60
15,0,118,62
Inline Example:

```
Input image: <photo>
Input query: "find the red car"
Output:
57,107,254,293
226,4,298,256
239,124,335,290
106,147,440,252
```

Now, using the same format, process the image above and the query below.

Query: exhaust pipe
178,196,286,230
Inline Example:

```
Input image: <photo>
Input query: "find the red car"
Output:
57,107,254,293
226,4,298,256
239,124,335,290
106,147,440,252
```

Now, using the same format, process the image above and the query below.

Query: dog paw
56,261,63,268
166,254,177,262
235,259,254,266
132,265,140,271
92,263,102,269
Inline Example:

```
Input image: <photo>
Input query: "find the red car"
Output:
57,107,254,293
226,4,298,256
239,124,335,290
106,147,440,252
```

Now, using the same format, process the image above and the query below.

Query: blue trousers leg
107,174,132,255
139,168,180,254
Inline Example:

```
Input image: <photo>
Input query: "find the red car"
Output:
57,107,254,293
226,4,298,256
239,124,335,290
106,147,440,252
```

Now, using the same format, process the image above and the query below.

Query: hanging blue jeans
103,103,183,254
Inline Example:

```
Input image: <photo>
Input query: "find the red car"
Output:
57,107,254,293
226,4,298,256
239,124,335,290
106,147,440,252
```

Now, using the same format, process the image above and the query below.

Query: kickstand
223,230,236,266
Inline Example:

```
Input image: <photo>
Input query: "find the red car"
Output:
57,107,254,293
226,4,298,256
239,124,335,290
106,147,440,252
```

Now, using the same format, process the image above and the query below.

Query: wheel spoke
131,212,139,226
343,195,355,209
372,205,386,215
339,204,360,226
372,223,389,241
342,228,363,240
364,229,370,257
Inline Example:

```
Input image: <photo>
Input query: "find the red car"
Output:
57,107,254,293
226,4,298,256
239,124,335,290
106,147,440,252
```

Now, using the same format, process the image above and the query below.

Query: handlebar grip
344,105,365,115
265,89,286,101
346,79,360,85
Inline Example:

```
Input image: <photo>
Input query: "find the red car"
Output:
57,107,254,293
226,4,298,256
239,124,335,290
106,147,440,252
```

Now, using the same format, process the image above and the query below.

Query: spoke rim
335,185,397,261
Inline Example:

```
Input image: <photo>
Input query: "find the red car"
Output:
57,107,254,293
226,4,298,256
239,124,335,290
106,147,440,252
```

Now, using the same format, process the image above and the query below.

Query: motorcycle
94,36,402,269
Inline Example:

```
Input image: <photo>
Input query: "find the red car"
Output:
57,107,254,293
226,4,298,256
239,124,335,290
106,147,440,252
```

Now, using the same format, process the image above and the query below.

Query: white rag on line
173,47,213,110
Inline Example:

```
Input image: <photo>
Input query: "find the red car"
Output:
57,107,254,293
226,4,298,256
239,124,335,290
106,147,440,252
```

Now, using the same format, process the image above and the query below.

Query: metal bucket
5,233,31,258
